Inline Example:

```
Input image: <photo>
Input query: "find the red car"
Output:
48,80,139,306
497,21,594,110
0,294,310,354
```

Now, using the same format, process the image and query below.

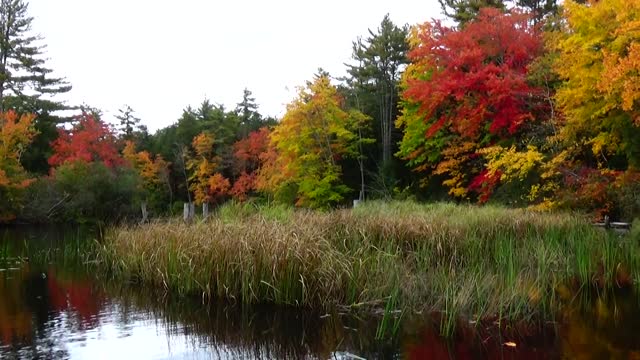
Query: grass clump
98,201,640,334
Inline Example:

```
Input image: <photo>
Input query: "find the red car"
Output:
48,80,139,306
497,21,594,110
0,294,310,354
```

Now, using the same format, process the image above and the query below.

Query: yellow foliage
481,145,544,181
555,0,640,163
0,111,38,221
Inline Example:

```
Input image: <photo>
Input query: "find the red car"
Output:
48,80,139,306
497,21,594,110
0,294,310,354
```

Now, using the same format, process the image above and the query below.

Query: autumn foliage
187,132,231,205
230,127,270,201
48,113,123,169
5,0,640,222
262,75,371,209
398,8,544,201
0,111,37,221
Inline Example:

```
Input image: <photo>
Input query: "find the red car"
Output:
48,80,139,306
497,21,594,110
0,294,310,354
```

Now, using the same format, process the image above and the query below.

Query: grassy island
98,201,640,334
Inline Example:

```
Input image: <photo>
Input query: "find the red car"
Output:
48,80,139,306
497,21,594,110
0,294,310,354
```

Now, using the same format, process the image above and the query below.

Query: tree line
1,0,639,223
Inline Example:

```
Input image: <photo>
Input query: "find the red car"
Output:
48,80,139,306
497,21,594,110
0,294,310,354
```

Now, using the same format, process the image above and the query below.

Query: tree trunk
140,202,148,223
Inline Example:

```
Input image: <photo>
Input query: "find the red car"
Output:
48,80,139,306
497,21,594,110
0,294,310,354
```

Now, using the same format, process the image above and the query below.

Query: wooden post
140,202,148,223
189,203,195,220
183,203,190,221
203,203,209,219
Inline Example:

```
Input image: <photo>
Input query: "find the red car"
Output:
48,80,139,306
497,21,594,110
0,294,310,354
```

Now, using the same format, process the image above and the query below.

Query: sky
28,0,442,132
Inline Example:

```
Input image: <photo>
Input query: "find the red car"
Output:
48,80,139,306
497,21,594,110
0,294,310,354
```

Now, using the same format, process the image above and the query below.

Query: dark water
1,227,640,359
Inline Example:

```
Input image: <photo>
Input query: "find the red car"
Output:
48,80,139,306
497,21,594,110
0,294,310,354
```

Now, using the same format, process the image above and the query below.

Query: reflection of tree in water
402,289,640,360
0,265,106,359
107,285,400,359
559,290,640,359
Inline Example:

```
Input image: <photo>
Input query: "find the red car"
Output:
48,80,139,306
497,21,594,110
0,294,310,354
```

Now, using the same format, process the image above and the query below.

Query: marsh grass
97,201,640,335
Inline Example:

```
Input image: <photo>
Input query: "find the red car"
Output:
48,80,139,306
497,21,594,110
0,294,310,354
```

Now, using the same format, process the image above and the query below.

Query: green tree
0,0,71,173
116,105,144,140
438,0,507,25
345,15,409,189
514,0,558,23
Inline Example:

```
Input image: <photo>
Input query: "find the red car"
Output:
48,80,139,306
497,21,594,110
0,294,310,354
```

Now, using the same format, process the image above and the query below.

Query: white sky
28,0,442,132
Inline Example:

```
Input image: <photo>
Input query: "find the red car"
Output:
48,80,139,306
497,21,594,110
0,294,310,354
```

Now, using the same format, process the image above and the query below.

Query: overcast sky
28,0,442,132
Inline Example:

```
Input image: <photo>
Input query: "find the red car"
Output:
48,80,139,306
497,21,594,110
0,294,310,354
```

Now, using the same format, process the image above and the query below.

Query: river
1,226,640,359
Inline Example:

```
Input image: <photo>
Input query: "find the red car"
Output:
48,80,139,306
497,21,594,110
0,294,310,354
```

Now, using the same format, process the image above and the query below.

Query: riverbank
97,201,640,334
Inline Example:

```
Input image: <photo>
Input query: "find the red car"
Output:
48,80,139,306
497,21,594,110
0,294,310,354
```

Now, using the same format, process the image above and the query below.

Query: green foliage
438,0,507,25
345,15,409,178
48,161,140,223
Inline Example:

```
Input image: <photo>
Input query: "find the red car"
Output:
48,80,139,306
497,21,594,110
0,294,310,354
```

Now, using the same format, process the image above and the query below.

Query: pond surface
1,226,640,359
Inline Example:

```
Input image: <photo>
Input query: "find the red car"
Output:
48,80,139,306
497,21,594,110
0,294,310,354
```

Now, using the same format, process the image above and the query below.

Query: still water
1,226,640,359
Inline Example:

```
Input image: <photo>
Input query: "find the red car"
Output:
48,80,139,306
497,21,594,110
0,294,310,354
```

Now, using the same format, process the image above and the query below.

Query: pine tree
0,0,70,110
0,0,71,173
115,105,142,140
345,15,408,174
438,0,507,25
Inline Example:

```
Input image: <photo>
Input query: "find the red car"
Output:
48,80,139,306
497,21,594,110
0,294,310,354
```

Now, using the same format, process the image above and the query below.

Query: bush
21,161,142,223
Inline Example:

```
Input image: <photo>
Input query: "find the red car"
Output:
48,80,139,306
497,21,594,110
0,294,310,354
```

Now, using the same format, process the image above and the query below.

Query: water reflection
2,226,640,359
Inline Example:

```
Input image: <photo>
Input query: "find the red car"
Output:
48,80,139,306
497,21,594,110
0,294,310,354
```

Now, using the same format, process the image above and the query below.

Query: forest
1,0,639,224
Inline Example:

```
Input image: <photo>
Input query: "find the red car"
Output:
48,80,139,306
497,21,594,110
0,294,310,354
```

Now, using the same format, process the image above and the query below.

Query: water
1,226,640,359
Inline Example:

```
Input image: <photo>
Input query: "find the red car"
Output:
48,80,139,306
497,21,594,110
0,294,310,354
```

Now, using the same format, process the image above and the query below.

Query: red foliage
48,113,123,169
230,172,256,201
233,127,270,173
559,168,640,220
468,169,502,203
405,8,543,140
231,127,270,201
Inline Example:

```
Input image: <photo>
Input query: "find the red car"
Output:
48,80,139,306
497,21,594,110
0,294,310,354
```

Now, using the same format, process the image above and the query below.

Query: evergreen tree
0,0,71,173
514,0,558,23
236,88,259,136
115,105,142,140
438,0,507,25
345,15,409,188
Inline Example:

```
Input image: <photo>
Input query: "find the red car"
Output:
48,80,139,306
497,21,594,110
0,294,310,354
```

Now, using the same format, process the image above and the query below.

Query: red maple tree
48,113,123,169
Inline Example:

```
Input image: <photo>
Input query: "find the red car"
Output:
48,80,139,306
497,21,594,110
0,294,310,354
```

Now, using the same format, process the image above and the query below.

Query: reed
97,201,640,335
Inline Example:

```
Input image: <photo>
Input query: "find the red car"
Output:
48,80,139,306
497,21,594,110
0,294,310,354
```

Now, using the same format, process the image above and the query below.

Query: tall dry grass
97,201,640,335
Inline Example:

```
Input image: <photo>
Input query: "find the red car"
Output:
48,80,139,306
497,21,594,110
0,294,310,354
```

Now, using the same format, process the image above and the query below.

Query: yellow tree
265,74,372,209
0,111,37,221
551,0,640,217
555,0,640,168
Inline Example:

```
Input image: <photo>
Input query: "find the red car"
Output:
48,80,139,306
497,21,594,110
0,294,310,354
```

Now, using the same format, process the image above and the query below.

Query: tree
48,113,123,169
187,132,229,205
397,8,544,201
547,0,640,218
123,140,171,210
438,0,507,25
235,88,266,138
0,110,35,221
554,0,640,169
346,15,409,174
0,0,71,174
514,0,558,23
230,127,270,201
0,0,71,110
115,105,145,140
266,74,372,209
